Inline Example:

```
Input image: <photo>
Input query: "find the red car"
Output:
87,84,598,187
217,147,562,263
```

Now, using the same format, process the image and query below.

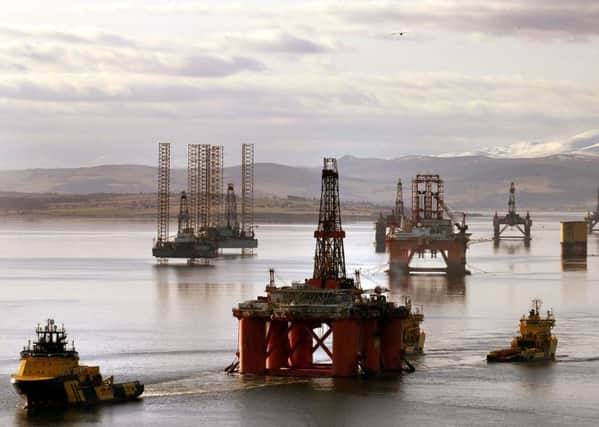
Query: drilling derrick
311,158,349,288
225,183,239,231
394,179,405,227
232,157,416,378
493,182,532,240
376,178,406,253
584,187,599,233
177,191,191,234
387,174,470,276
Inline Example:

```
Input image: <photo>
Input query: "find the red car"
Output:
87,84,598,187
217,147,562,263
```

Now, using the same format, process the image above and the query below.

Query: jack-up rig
375,179,406,252
386,174,470,276
585,187,599,233
152,143,257,263
493,182,532,241
231,158,417,377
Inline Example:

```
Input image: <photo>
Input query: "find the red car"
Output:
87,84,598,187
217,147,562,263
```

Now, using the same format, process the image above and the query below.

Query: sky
1,0,598,168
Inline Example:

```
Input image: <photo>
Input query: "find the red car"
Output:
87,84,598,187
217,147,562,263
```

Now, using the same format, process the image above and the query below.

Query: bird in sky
390,31,406,36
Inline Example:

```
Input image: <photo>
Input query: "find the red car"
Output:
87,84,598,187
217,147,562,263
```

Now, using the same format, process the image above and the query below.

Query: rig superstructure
231,158,417,377
152,143,257,262
493,182,532,241
584,187,599,233
386,174,470,276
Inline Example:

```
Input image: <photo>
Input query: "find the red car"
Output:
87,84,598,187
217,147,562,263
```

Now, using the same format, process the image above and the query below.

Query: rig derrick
493,182,532,241
375,178,406,253
584,187,599,233
386,174,470,276
232,158,416,377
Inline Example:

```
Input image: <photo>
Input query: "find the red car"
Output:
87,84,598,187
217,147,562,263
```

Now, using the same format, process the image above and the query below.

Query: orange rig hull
387,236,469,276
233,288,409,377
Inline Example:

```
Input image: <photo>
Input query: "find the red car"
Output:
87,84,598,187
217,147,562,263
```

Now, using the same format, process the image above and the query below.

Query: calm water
1,215,599,426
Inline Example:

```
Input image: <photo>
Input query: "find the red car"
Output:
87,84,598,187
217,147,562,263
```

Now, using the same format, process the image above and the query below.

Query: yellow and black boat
402,297,426,355
11,319,143,408
487,299,557,363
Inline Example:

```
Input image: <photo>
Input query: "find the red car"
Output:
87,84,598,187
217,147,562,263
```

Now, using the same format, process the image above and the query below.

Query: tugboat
402,296,426,355
487,299,557,362
11,319,143,408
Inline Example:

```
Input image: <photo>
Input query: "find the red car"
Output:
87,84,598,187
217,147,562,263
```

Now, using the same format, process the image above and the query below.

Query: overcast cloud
0,0,598,168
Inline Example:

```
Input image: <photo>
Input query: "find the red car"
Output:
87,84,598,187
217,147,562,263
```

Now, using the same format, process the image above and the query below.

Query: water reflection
493,239,531,254
388,274,466,304
13,403,123,426
561,258,587,272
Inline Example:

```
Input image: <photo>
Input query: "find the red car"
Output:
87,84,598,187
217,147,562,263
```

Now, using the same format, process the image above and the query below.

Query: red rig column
289,322,313,369
332,319,360,377
381,318,403,372
362,319,381,375
238,317,266,375
266,320,289,371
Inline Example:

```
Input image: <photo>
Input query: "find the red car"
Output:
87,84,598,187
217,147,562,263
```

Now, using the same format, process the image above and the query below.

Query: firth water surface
0,215,598,426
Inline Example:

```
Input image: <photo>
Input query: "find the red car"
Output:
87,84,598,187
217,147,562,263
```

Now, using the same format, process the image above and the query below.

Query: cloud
0,29,267,77
121,1,599,41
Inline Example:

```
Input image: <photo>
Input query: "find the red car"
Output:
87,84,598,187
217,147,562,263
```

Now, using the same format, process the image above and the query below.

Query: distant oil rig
493,182,532,241
152,143,257,263
585,187,599,233
386,174,470,276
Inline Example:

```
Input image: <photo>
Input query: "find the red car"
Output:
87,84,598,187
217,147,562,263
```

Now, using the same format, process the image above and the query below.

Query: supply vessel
487,299,557,362
11,319,144,408
401,296,425,355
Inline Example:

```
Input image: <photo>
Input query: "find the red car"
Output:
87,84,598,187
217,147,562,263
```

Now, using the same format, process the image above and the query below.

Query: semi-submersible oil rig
386,174,470,276
152,143,257,263
493,182,532,241
231,158,418,377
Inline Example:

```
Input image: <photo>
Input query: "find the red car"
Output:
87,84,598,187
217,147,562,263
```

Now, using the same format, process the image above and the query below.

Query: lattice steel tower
156,142,170,245
394,178,404,224
187,144,200,233
313,158,347,282
241,143,255,238
208,145,224,228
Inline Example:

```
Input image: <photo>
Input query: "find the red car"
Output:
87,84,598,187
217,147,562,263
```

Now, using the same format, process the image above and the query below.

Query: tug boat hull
11,376,143,408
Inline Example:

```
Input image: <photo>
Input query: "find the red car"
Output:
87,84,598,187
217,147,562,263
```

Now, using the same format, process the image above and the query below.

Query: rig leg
266,321,289,370
238,318,266,375
288,322,313,369
381,319,403,372
332,320,360,377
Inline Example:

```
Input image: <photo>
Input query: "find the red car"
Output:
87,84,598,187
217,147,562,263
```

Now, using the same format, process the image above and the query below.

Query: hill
0,154,598,210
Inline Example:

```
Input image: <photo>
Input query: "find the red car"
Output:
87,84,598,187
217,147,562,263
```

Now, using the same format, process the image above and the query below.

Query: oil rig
375,179,406,252
493,182,532,241
584,187,599,233
386,174,470,276
231,158,415,377
152,143,257,263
